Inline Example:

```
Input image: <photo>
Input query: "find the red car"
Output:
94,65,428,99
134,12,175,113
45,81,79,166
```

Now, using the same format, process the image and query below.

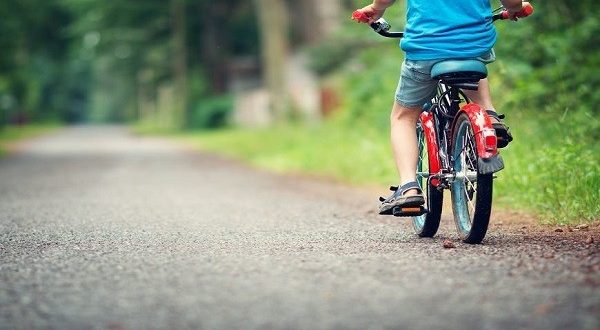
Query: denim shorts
395,50,496,108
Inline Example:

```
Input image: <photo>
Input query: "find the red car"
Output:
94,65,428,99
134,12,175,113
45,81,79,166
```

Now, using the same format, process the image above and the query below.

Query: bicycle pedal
392,205,428,217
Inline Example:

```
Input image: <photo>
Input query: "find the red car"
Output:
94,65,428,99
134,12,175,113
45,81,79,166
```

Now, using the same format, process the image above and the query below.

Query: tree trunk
254,0,290,122
316,0,342,38
201,3,228,95
291,0,342,44
171,0,188,129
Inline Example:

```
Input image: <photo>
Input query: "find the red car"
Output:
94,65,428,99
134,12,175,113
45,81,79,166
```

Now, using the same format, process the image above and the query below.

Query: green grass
173,124,397,185
494,110,599,224
0,124,61,156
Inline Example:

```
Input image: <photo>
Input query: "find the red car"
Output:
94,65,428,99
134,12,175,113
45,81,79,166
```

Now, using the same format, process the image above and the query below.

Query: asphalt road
1,126,598,330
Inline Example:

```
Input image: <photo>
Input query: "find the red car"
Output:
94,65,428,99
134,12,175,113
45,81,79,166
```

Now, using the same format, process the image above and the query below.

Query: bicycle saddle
431,60,488,84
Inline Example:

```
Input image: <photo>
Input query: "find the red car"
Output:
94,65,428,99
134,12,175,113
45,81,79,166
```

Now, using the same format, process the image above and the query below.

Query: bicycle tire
450,113,493,244
412,122,443,237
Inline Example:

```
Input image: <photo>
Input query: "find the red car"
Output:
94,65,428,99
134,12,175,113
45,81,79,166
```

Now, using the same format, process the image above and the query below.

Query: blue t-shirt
400,0,497,60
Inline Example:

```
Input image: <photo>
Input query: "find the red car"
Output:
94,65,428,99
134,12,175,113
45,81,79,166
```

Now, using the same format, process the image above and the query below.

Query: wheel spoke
459,142,476,223
465,132,479,220
463,183,476,220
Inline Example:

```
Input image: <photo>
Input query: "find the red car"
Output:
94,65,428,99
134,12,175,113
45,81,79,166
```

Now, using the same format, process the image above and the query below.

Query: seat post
449,87,461,113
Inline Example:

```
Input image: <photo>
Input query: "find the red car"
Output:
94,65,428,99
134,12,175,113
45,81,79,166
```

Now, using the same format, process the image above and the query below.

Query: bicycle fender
420,111,442,187
454,103,498,159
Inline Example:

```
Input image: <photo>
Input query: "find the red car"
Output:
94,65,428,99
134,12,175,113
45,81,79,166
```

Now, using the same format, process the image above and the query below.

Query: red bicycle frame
419,111,442,187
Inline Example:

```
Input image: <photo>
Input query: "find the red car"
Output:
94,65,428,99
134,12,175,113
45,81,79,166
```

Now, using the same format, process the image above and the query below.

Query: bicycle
353,4,534,244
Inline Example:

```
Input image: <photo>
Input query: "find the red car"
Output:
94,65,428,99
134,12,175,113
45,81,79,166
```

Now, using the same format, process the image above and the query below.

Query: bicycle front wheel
450,113,493,244
413,121,443,237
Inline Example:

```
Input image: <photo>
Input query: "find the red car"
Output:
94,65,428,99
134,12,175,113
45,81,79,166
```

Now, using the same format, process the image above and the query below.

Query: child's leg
381,58,436,209
463,78,495,113
390,101,423,196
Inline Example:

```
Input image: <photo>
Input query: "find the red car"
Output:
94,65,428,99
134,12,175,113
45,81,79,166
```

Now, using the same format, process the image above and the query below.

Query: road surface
1,126,598,329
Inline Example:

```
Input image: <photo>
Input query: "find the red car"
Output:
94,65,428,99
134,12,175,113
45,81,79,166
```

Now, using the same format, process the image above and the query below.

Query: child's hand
505,1,530,21
352,5,386,24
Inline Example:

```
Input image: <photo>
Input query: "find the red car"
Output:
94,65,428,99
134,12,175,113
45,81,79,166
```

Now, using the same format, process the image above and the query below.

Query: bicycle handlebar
370,20,404,38
351,11,403,38
352,3,534,39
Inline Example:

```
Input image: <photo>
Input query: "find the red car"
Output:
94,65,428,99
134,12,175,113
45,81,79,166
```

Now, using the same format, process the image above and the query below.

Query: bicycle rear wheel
450,113,493,244
413,122,443,237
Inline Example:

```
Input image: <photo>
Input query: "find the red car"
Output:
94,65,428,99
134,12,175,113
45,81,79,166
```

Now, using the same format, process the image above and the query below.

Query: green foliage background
0,0,257,128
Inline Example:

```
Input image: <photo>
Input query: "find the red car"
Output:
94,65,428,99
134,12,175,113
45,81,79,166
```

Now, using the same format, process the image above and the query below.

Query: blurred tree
198,1,227,95
0,0,74,125
65,1,172,123
290,0,342,45
61,0,260,128
254,0,290,121
171,0,188,128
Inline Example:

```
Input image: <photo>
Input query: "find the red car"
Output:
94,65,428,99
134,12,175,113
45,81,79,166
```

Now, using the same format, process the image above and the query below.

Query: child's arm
354,0,396,24
372,0,396,10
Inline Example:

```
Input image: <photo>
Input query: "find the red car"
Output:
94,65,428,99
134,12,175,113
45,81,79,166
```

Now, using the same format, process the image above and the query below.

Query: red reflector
485,135,497,150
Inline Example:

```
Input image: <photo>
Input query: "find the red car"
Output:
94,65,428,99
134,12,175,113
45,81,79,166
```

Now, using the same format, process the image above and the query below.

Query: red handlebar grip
521,3,534,16
501,3,534,19
352,10,370,23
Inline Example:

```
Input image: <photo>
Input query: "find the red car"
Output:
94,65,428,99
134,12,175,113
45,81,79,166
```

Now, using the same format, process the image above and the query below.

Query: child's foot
487,110,513,148
379,181,425,215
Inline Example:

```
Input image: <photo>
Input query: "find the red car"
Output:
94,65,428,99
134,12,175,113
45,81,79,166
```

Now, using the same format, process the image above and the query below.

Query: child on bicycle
353,0,527,214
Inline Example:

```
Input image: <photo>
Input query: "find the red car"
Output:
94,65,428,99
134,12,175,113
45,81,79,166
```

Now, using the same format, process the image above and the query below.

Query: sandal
486,110,513,148
378,181,425,215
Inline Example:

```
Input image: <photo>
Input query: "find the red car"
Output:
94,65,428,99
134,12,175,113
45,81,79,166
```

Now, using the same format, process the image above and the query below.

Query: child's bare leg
463,78,497,120
463,77,513,147
390,101,422,196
